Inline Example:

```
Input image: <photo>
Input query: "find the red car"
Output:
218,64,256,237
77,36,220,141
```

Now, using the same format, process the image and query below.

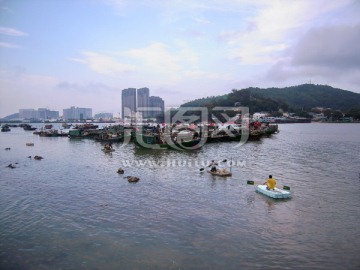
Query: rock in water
127,176,140,183
117,168,125,174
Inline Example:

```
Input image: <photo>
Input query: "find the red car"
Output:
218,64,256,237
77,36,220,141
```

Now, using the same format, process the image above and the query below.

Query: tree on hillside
345,108,360,120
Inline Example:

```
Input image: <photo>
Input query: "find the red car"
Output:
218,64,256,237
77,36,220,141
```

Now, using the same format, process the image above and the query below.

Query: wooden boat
134,134,168,149
207,169,232,177
134,133,203,150
255,184,291,199
1,125,11,132
22,124,37,131
101,148,115,153
62,123,72,128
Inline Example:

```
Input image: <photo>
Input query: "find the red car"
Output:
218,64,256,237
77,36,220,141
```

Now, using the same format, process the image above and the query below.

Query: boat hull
207,170,232,177
101,149,115,153
255,184,291,199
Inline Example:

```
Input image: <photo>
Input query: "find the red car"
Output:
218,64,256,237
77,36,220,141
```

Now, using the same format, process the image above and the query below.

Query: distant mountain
181,84,360,113
1,113,19,121
247,84,360,111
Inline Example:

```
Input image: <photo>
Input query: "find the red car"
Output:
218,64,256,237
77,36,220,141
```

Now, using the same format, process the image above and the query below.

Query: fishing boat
1,125,11,132
101,148,115,153
255,184,291,199
207,169,232,177
133,133,169,149
62,123,72,128
22,124,37,131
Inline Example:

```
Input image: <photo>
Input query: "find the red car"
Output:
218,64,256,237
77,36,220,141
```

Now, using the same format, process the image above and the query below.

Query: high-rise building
137,87,149,118
149,96,165,118
121,88,136,118
38,108,59,120
121,87,165,120
19,108,59,120
63,106,92,120
94,112,113,119
19,109,37,119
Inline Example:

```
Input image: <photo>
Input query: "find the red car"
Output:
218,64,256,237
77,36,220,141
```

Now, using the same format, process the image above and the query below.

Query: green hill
181,84,360,113
247,84,360,111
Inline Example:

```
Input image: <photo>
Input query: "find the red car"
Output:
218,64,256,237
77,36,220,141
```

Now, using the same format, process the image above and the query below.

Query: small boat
255,184,291,199
1,125,11,132
101,148,115,153
207,169,232,177
23,124,37,131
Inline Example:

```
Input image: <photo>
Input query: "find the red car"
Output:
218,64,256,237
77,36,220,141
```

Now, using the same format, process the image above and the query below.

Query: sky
0,0,360,118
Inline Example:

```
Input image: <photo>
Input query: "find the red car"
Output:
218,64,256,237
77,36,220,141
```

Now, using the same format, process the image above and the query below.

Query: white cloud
70,51,136,76
222,0,357,65
71,41,203,82
0,42,19,48
0,26,28,36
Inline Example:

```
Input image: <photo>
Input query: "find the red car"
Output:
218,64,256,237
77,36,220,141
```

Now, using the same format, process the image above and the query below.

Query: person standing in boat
264,175,276,190
208,160,218,172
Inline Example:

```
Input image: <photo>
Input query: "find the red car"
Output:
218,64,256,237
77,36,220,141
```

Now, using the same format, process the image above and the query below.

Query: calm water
1,123,359,270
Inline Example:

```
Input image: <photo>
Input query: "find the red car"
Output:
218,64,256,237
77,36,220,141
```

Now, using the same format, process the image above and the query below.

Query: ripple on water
1,123,360,269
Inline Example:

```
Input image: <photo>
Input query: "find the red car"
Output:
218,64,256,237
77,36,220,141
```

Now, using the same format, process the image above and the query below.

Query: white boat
255,184,291,199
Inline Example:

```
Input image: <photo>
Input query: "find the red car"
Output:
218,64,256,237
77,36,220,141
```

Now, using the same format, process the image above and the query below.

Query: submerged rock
126,176,140,183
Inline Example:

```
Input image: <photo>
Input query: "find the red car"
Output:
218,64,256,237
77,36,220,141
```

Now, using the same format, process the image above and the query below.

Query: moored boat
207,169,232,177
255,184,291,199
22,124,37,131
1,125,11,132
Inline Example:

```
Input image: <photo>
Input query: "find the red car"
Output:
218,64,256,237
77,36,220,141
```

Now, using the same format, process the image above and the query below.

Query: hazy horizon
1,0,360,118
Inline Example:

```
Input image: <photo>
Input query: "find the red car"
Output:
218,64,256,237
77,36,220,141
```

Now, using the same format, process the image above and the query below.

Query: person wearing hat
264,175,276,190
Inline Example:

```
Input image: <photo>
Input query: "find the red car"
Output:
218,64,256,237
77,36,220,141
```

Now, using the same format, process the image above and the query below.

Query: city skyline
122,87,164,119
1,1,360,118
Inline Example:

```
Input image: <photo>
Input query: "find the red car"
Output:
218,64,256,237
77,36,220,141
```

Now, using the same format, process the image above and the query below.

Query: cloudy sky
0,0,359,117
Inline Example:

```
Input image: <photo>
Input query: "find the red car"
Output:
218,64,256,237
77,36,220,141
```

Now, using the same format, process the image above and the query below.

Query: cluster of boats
1,122,279,149
131,122,278,150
